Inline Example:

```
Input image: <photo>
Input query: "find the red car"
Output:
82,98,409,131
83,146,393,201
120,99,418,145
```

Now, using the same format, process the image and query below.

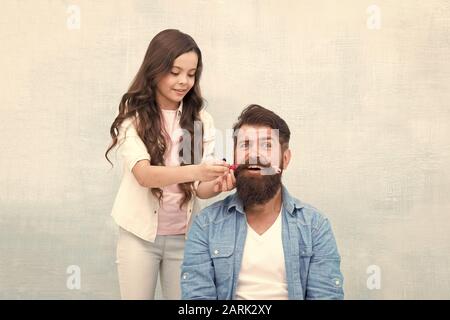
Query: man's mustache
236,162,271,169
233,160,270,173
234,159,281,176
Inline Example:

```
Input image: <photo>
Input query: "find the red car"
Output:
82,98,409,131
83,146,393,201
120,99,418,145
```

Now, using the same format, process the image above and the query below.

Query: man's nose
247,146,259,164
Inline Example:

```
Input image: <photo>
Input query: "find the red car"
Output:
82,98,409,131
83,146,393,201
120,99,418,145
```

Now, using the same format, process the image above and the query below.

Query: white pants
116,227,185,300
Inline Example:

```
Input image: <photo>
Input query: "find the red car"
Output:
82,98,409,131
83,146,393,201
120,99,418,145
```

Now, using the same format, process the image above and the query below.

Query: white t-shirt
235,208,288,300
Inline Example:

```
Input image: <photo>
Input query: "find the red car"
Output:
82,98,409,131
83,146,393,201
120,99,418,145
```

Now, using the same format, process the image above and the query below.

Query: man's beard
234,159,283,208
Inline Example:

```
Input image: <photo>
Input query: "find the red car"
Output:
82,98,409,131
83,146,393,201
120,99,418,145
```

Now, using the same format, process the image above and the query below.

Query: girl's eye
188,74,195,78
171,72,179,76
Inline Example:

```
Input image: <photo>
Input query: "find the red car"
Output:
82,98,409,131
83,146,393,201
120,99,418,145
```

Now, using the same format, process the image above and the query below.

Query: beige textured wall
1,0,450,299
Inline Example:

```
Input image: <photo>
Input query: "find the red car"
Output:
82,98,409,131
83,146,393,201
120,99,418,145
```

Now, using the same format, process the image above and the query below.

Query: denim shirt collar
226,184,305,216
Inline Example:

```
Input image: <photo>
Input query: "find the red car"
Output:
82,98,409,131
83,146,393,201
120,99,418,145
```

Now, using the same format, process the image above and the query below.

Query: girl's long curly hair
105,29,204,209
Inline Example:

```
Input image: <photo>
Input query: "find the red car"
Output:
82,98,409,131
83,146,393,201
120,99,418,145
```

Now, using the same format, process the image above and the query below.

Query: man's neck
244,187,283,235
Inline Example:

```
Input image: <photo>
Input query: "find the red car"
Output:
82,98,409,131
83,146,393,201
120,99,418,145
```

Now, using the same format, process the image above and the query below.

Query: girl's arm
132,160,228,188
194,110,238,199
196,169,236,199
195,180,221,199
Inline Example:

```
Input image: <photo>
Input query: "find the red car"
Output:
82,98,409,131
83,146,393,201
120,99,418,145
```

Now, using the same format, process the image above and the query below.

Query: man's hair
232,104,291,150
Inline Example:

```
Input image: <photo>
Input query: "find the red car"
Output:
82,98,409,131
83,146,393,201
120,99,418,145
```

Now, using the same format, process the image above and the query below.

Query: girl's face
155,51,198,109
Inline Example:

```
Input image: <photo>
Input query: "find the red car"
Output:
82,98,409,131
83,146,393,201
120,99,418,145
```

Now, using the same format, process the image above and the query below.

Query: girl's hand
194,161,229,182
212,169,236,193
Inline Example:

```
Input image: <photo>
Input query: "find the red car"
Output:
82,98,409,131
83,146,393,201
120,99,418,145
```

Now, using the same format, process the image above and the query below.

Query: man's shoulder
194,194,236,227
290,195,330,230
194,190,333,231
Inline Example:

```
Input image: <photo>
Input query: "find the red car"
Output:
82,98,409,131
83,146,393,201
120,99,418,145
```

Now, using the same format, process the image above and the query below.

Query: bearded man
181,104,344,300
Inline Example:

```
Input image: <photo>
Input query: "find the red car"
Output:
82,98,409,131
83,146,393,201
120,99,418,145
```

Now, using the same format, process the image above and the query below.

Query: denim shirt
181,185,344,300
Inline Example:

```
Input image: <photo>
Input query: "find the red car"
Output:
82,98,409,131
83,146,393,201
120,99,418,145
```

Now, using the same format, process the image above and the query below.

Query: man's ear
282,148,292,170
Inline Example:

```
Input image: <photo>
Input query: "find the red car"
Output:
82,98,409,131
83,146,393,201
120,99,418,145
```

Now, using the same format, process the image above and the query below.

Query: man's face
233,125,288,207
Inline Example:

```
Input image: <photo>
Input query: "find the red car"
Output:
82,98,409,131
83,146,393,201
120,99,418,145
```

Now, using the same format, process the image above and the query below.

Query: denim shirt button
182,273,189,280
214,249,219,255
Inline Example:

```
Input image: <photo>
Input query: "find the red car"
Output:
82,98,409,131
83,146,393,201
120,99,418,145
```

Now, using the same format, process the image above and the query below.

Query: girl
105,29,235,299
